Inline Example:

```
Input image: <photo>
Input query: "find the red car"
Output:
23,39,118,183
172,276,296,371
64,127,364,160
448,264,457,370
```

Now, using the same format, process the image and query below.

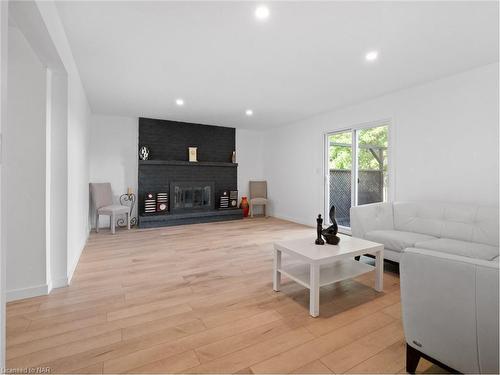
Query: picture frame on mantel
188,147,197,162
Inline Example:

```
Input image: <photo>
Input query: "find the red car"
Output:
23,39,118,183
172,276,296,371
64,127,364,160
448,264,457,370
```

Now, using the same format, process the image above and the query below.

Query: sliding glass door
357,125,389,205
327,131,353,227
326,122,389,229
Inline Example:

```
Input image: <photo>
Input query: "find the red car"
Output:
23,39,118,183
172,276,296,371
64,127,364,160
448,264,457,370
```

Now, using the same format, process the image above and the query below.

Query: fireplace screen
170,181,214,213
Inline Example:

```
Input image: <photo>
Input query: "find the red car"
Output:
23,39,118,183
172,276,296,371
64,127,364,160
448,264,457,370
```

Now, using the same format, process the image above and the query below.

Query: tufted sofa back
394,202,499,247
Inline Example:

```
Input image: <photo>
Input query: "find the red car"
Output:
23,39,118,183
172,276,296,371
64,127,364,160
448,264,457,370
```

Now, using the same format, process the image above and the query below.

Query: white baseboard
67,250,81,285
7,277,69,302
67,234,88,285
271,212,314,228
51,276,69,289
6,284,49,302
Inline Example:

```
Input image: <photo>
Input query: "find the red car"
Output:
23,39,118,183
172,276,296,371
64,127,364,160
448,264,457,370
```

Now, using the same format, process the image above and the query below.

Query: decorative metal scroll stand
117,193,137,228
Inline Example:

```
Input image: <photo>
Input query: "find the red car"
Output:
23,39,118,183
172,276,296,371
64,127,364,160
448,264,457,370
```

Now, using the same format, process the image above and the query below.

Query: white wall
49,71,68,288
5,25,48,299
65,76,90,281
3,1,91,300
236,129,265,199
88,115,266,225
263,63,499,226
0,0,7,367
89,114,138,228
35,1,91,283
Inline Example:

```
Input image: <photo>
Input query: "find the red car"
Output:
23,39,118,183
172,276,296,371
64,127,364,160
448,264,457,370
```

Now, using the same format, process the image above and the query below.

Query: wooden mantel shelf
139,160,238,167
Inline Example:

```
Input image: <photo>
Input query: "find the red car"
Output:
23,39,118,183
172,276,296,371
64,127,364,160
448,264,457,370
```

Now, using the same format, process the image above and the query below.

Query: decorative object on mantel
220,191,230,209
139,146,150,160
315,214,325,245
156,192,168,212
240,196,249,217
188,147,198,162
231,151,236,163
144,192,156,213
321,205,340,245
117,189,137,227
230,191,238,208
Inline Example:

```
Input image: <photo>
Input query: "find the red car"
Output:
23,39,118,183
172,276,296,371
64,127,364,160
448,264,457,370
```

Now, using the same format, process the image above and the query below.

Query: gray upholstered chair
89,183,130,234
249,180,268,217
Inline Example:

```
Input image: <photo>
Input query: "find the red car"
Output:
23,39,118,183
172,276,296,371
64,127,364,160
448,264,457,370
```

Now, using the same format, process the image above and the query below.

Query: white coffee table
273,235,384,317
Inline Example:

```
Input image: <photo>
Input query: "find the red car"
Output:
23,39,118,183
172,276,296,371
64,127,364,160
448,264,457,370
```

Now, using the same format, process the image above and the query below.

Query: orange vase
240,196,249,217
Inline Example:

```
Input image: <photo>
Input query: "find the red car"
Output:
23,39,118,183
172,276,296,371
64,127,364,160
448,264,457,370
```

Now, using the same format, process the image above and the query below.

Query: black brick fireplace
138,117,242,228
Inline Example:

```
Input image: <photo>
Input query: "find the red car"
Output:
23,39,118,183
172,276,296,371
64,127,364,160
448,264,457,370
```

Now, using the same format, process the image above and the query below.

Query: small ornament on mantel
231,151,236,163
188,147,198,162
139,146,150,160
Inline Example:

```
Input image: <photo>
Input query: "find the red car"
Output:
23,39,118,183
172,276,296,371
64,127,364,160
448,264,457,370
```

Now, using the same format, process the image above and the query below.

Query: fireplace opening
170,181,215,213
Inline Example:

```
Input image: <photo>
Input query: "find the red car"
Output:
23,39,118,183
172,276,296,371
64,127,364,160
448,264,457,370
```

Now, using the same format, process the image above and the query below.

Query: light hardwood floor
7,217,442,374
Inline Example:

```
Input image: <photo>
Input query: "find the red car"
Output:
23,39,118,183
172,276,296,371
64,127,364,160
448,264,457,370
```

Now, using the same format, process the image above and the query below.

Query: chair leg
96,212,99,233
264,204,268,217
111,214,115,235
250,202,254,217
127,212,131,230
406,344,421,374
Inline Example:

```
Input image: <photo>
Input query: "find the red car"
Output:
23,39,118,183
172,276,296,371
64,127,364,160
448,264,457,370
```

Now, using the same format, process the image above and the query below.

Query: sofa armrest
349,202,394,238
400,248,499,373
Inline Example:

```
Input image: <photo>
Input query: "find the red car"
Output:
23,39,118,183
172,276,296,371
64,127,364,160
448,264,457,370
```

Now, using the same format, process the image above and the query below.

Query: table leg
375,249,384,292
309,263,320,317
273,248,281,292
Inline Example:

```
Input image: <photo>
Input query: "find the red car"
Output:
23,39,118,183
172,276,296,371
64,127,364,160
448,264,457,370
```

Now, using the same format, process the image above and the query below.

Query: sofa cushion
364,230,437,252
394,202,443,237
393,202,499,247
414,238,499,261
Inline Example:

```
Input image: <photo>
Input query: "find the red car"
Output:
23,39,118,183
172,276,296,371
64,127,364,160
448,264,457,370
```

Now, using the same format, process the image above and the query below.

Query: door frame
323,118,393,234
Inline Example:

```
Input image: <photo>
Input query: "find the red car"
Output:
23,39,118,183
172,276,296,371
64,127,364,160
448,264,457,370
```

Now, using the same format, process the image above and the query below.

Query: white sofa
350,201,499,373
350,201,499,263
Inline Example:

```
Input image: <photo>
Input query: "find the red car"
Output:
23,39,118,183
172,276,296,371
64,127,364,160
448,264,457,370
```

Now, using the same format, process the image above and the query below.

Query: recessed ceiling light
175,98,184,106
255,5,270,20
245,109,253,116
365,51,379,62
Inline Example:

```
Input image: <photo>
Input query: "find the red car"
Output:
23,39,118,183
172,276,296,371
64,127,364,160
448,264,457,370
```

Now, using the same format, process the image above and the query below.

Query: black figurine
322,205,341,245
315,214,325,245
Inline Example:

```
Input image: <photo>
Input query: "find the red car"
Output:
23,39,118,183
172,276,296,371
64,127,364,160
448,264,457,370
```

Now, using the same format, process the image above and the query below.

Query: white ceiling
56,1,499,129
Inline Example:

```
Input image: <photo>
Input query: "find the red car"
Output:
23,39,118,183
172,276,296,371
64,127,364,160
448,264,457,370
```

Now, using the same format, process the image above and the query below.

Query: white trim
51,276,68,289
0,0,8,368
352,129,359,207
8,274,69,304
387,118,396,203
271,213,314,228
67,247,81,285
66,235,87,285
323,133,330,225
338,225,352,236
45,68,52,293
6,284,49,302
